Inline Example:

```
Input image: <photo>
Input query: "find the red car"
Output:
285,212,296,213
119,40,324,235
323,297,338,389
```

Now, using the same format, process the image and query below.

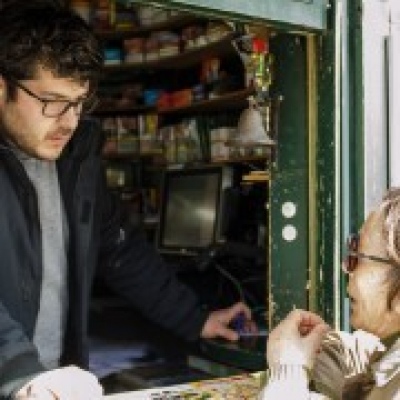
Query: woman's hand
266,309,331,369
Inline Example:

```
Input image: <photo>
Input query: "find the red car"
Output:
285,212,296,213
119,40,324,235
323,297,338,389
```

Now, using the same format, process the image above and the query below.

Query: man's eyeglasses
343,233,397,273
11,79,98,118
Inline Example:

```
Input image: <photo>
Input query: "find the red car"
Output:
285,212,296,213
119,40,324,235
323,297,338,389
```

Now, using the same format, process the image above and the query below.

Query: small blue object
103,48,123,65
143,89,162,105
238,329,268,338
231,311,246,334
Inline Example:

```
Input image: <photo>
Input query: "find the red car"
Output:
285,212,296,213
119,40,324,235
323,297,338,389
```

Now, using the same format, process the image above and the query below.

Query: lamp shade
235,96,275,147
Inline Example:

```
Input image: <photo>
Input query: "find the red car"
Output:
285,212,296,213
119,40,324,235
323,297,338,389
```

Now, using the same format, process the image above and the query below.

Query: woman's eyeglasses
343,233,397,273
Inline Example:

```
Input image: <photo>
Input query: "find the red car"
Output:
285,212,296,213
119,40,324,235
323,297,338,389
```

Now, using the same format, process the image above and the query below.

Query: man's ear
0,76,5,100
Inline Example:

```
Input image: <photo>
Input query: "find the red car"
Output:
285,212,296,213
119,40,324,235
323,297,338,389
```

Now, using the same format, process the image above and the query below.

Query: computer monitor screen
157,166,232,256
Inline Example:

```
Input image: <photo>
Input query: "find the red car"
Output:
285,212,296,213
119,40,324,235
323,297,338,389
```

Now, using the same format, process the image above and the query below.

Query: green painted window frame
120,0,328,31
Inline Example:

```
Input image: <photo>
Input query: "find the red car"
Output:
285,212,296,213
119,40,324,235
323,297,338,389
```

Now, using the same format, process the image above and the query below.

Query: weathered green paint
316,24,336,326
269,35,309,325
270,169,309,324
269,21,338,327
122,0,328,31
348,0,365,227
337,0,364,330
272,36,309,171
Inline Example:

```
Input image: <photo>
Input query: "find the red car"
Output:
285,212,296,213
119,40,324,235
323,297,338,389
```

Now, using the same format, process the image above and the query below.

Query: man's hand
201,302,257,341
14,365,103,400
266,309,331,369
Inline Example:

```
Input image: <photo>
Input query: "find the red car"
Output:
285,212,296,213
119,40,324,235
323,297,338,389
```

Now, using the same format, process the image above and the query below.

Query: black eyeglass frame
9,78,98,118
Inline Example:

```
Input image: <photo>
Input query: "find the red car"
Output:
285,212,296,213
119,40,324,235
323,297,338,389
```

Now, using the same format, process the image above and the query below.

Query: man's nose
57,104,80,129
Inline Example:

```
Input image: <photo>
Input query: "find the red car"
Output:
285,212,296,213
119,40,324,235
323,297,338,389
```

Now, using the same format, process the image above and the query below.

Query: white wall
362,0,390,214
389,0,400,187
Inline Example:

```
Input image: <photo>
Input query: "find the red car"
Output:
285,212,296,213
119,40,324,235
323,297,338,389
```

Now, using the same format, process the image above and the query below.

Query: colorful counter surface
104,372,264,399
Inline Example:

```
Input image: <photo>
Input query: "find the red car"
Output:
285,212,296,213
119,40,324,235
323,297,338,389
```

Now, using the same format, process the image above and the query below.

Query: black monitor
157,166,233,256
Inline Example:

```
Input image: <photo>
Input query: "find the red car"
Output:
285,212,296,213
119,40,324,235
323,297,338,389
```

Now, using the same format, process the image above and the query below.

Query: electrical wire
214,262,245,303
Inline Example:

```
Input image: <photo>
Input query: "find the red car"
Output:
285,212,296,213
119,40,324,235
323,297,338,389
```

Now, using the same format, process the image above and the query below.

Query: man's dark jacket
0,119,208,398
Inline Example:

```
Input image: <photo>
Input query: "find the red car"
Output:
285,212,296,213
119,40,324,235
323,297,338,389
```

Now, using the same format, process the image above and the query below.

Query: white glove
266,309,331,369
14,365,103,400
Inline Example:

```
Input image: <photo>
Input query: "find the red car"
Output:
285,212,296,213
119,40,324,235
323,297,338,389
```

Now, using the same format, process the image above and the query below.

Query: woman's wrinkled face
347,210,400,338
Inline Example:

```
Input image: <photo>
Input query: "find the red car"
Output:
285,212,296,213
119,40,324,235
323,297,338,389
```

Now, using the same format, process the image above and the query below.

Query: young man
0,3,254,399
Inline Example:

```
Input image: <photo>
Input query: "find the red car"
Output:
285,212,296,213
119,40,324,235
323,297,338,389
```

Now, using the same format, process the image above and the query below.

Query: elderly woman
260,188,400,399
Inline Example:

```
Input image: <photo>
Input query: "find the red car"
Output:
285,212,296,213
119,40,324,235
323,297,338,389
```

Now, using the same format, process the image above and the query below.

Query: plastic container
143,89,162,106
103,48,123,65
71,0,92,23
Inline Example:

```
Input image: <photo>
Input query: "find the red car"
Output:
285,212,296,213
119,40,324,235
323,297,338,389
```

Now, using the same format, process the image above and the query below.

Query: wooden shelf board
94,88,253,116
94,104,155,115
96,14,203,40
103,150,162,160
102,33,236,73
158,88,253,115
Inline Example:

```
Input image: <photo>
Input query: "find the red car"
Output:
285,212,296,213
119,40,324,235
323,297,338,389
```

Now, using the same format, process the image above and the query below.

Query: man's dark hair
0,2,103,93
0,0,68,7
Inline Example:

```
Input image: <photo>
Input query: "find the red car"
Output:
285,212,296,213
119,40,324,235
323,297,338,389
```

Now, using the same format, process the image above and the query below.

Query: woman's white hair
380,188,400,306
381,187,400,264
